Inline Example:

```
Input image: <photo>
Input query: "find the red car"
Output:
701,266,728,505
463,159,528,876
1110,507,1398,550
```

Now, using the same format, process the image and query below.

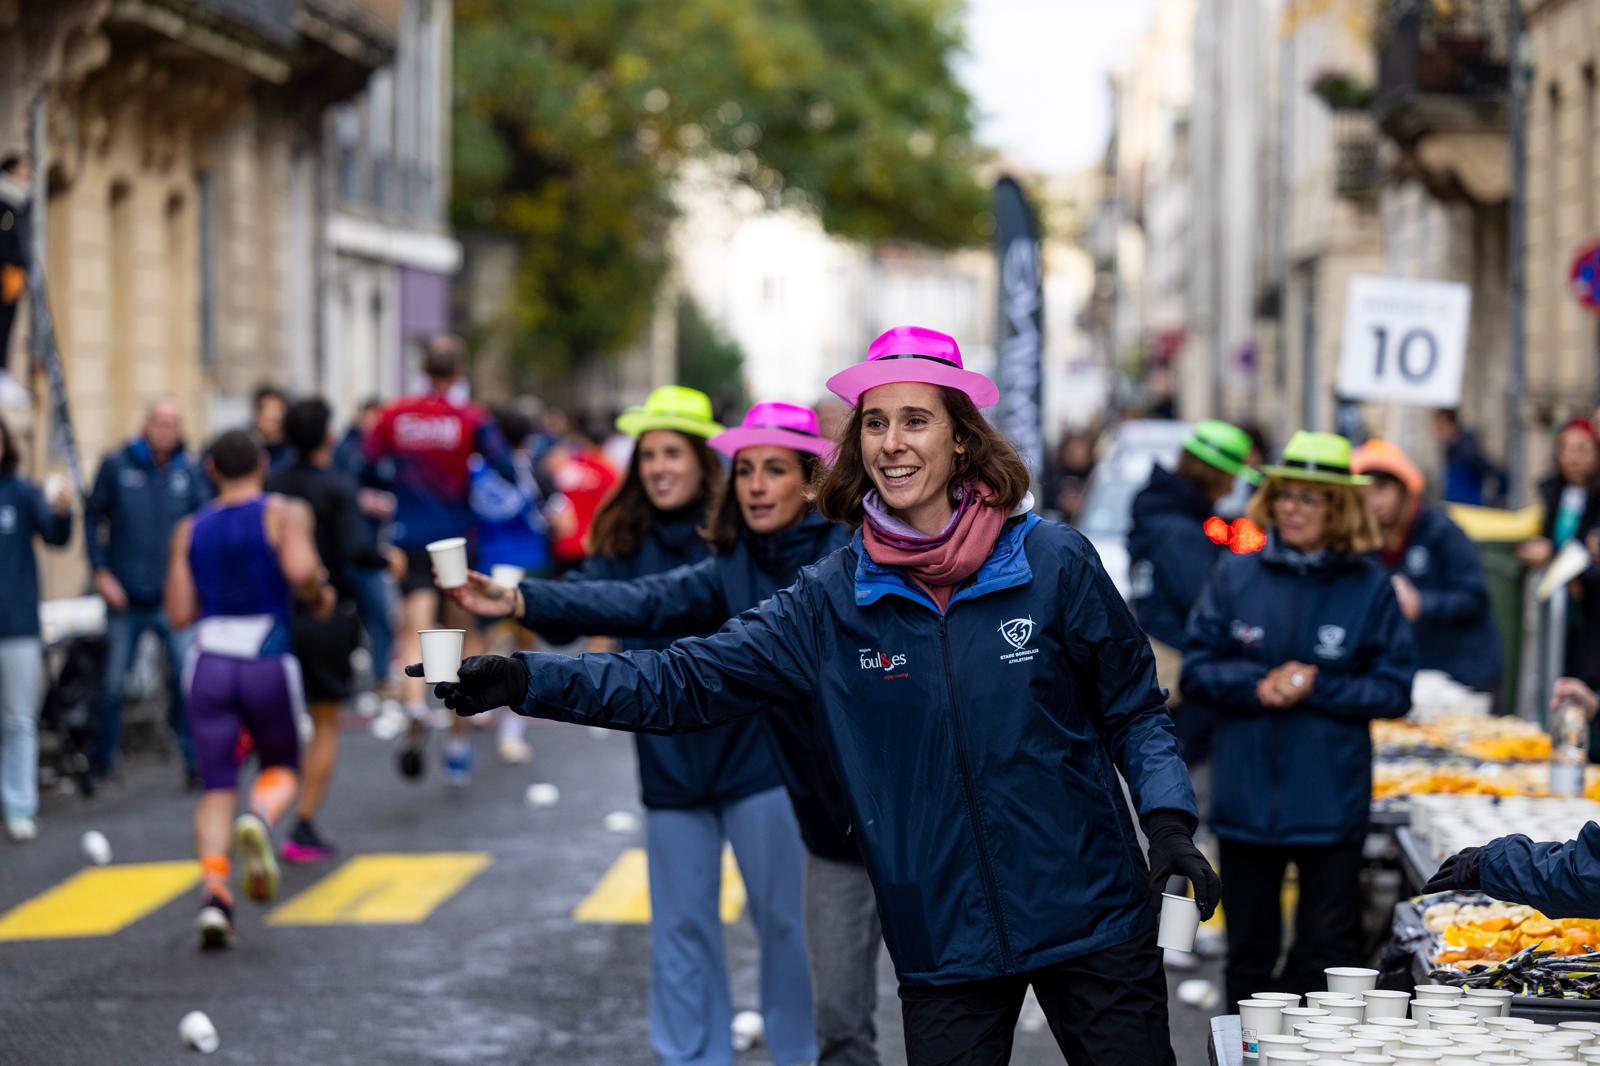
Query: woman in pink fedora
417,327,1216,1066
450,399,861,1066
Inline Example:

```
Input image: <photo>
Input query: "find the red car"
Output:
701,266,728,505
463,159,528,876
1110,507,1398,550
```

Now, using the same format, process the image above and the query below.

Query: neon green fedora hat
1260,430,1371,486
614,385,724,440
1183,420,1261,485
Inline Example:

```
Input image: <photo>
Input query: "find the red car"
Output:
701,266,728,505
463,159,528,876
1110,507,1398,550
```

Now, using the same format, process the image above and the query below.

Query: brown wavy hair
815,386,1030,527
700,451,825,553
1245,476,1383,555
587,430,723,559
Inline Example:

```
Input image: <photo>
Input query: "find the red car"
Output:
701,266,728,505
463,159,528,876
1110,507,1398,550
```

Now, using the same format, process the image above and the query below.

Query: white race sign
1337,275,1471,408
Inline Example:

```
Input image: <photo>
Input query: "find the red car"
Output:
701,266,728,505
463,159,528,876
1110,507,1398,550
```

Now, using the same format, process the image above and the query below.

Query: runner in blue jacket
412,327,1218,1066
1182,431,1417,1010
452,401,872,1065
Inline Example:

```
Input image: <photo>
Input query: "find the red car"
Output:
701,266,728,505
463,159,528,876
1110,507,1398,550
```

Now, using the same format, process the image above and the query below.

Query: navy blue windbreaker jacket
1379,505,1501,692
85,439,207,607
513,514,1198,985
517,510,857,860
1127,464,1223,650
0,474,71,638
580,509,782,811
1182,539,1417,847
1480,821,1600,919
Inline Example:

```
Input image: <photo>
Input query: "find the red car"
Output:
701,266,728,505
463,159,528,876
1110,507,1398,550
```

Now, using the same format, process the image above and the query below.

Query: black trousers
896,929,1175,1066
1218,837,1365,1012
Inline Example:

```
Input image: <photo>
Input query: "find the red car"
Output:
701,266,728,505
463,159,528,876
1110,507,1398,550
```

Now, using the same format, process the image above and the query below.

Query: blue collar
852,512,1040,613
129,437,187,471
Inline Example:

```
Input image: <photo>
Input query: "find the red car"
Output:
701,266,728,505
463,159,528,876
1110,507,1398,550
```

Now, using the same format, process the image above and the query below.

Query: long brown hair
1245,476,1383,555
700,450,825,553
587,430,723,559
815,386,1030,527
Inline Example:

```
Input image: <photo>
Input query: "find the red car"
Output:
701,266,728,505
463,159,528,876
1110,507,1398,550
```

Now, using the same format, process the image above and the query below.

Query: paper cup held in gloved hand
418,629,466,683
490,564,525,590
426,537,469,589
1157,891,1200,952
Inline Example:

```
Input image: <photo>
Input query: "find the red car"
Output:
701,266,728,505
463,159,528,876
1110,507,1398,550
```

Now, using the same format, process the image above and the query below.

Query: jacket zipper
939,617,1016,973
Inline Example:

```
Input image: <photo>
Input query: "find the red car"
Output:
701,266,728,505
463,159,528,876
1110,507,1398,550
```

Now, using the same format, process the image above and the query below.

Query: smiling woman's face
734,446,808,534
859,382,958,536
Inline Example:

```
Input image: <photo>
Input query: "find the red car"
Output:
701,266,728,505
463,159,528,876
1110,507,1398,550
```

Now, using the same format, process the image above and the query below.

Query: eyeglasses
1272,488,1330,510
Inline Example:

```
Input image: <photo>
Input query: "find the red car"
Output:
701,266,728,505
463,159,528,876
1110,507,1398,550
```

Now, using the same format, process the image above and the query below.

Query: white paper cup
1363,989,1412,1019
44,473,67,501
490,564,525,590
426,537,469,589
1325,966,1381,994
1157,892,1200,952
1253,992,1304,1008
418,628,466,683
1239,999,1286,1060
1256,1033,1309,1066
178,1010,219,1054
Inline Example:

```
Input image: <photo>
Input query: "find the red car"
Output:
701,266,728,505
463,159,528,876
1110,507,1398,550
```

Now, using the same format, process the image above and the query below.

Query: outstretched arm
1478,822,1600,919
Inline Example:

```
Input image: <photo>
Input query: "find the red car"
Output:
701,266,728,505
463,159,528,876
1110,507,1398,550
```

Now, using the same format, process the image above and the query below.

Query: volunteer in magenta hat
1183,430,1416,1010
414,327,1216,1065
444,398,859,1061
1128,419,1262,766
1353,439,1501,695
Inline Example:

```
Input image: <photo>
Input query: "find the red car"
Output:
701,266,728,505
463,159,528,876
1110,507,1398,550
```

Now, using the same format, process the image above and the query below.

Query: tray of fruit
1373,716,1552,763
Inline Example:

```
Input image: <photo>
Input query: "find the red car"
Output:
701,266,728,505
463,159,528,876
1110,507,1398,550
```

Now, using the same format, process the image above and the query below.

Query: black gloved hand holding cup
1145,810,1222,921
403,655,529,717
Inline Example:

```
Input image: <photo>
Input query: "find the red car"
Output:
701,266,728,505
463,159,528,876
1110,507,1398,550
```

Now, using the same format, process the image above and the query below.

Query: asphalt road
0,710,1219,1065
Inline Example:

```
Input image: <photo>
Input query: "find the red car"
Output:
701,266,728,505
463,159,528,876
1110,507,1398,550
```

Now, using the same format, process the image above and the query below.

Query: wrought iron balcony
1374,0,1508,144
1333,111,1382,201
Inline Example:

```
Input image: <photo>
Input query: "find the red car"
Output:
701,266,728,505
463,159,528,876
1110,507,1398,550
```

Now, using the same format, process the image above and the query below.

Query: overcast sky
958,0,1158,176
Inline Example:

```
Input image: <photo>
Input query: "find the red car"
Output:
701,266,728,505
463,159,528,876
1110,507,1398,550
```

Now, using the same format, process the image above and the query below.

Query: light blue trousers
645,786,817,1066
0,636,43,818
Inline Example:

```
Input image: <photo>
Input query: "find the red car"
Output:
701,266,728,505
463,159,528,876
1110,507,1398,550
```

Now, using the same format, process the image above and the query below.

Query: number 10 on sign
1337,275,1472,409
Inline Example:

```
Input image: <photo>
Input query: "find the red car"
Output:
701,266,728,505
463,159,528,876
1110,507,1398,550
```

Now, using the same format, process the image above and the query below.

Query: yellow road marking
268,852,490,926
573,847,747,924
0,861,200,941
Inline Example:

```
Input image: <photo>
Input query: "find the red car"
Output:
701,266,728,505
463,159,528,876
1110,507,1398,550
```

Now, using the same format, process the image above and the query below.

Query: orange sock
201,853,232,905
249,766,299,828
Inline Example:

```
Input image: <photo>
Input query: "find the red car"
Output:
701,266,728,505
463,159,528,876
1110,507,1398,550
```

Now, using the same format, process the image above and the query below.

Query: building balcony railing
1333,111,1382,202
1374,0,1508,144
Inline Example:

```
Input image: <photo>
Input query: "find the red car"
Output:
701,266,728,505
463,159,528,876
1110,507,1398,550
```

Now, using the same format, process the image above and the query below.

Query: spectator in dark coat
1517,418,1600,688
1431,408,1505,507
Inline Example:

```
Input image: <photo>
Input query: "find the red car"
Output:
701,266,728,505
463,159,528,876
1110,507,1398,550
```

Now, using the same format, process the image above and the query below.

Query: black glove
1146,810,1222,921
403,655,529,717
1423,846,1481,895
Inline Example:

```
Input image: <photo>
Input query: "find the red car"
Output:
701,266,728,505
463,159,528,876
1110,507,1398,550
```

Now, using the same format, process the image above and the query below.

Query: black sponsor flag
994,177,1044,484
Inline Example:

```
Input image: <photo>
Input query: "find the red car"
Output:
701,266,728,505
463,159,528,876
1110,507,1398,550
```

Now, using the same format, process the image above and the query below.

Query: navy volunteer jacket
1479,821,1600,919
580,508,782,811
1381,505,1501,693
0,474,71,638
85,439,207,608
518,510,856,860
1181,539,1417,847
513,514,1198,985
1127,464,1223,650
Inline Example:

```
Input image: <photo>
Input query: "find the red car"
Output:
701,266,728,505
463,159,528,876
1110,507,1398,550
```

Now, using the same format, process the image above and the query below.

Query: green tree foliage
454,0,989,376
675,295,748,416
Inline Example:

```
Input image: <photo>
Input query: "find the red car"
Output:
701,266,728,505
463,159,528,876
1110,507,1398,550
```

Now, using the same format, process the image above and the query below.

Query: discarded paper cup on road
81,830,112,866
525,783,560,808
1238,999,1285,1060
426,537,469,589
418,628,466,684
1157,891,1200,953
490,564,525,590
178,1010,219,1054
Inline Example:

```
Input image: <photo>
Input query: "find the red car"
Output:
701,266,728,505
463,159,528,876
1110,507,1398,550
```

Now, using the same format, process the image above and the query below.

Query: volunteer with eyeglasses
1182,431,1417,1010
409,325,1218,1066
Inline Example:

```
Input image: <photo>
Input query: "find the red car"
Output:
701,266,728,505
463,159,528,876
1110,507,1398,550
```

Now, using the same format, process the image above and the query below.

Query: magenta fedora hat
709,401,835,460
825,325,999,408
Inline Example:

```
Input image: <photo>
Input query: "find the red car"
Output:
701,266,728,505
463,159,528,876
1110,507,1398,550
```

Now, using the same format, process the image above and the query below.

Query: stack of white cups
1236,965,1600,1064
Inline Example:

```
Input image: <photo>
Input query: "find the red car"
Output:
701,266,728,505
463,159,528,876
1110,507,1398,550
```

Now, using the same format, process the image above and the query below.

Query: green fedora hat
1260,430,1371,487
614,385,724,440
1183,419,1261,485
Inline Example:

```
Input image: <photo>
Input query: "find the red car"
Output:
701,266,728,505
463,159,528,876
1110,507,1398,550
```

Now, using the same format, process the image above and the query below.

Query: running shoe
280,818,335,864
497,735,534,765
443,738,473,787
5,815,36,842
234,813,280,904
196,895,236,951
397,714,428,781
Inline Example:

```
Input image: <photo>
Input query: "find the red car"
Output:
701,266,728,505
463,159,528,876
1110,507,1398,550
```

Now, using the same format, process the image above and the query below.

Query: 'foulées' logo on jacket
998,617,1040,665
1314,624,1347,660
858,648,908,680
1229,620,1264,648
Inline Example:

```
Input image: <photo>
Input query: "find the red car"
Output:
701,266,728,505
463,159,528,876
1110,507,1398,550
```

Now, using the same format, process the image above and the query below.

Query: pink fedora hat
825,325,999,408
709,401,835,460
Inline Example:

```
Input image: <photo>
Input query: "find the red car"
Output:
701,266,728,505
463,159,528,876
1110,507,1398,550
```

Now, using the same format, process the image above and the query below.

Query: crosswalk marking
0,861,200,941
573,847,747,925
267,852,491,926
